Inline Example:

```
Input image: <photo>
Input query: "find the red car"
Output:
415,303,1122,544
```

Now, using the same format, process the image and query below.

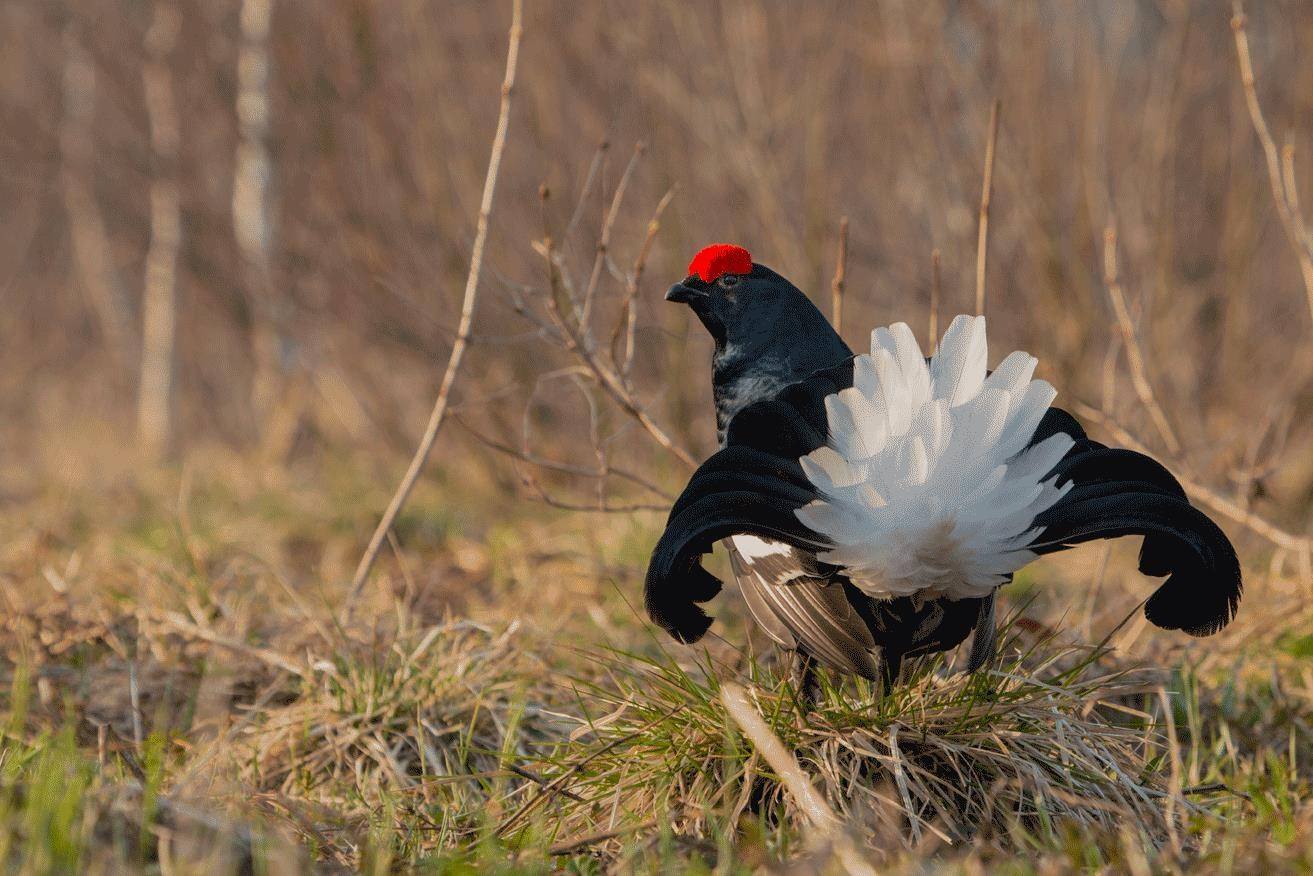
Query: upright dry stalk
1102,226,1180,456
1231,4,1313,321
349,0,524,603
975,100,1000,317
830,216,848,336
929,248,941,352
720,683,877,876
60,22,135,368
137,2,183,458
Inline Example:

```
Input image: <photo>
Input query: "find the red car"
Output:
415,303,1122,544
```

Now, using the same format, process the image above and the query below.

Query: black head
667,243,853,440
665,244,822,350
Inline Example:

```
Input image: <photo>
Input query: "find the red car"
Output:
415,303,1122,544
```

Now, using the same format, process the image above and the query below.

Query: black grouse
647,243,1242,691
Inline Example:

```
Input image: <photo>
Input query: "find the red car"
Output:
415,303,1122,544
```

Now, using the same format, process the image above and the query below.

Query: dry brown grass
0,452,1309,870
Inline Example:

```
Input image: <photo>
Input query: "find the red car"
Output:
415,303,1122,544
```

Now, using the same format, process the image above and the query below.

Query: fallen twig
547,819,660,855
720,683,877,876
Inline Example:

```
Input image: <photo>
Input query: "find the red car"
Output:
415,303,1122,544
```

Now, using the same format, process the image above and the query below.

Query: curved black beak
665,282,705,304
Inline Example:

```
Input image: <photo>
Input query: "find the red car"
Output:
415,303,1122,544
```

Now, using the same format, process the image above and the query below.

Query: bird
646,243,1242,695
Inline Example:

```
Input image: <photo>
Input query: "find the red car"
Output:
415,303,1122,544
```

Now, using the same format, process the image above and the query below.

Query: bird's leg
879,652,903,696
791,650,822,707
965,591,998,674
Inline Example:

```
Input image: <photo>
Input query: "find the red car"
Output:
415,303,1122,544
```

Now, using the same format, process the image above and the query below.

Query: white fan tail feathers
930,315,988,408
797,314,1071,602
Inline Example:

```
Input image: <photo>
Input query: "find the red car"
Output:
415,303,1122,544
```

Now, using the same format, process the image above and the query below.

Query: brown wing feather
728,537,880,679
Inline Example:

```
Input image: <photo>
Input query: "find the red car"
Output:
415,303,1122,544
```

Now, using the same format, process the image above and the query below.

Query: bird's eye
718,274,741,288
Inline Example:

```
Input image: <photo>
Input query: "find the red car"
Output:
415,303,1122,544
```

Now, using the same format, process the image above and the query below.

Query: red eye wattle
688,244,752,283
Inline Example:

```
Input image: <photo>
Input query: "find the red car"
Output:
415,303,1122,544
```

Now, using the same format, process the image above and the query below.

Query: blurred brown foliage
4,0,1313,532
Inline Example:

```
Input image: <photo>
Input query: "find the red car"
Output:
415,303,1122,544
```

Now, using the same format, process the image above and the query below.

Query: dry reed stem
1102,226,1181,455
831,216,849,336
929,249,941,352
348,0,523,604
720,683,878,876
1282,145,1313,260
975,100,1000,317
1231,4,1313,322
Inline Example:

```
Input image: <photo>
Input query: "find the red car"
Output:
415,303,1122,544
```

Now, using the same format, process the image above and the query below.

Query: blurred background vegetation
5,0,1313,515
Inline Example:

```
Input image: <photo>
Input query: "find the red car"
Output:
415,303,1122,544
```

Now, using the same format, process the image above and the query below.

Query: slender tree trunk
233,0,288,448
60,18,136,370
137,1,183,459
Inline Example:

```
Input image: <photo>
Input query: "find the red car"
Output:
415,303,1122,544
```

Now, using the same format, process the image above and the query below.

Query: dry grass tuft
522,617,1214,866
222,618,554,859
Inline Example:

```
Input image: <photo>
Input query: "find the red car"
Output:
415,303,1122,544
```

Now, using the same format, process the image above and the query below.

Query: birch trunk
233,0,286,446
137,2,183,458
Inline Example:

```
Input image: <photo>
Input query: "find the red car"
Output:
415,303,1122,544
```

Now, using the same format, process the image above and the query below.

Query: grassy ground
0,445,1308,873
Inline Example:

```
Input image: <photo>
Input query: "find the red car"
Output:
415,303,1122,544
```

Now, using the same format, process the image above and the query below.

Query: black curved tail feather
644,485,826,643
1033,447,1242,635
646,367,848,643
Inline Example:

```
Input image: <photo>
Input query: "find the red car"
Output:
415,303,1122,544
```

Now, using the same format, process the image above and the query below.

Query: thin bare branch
580,142,644,329
509,368,671,512
348,0,524,604
455,417,674,500
565,140,608,242
1102,226,1181,456
519,486,667,514
1231,4,1313,322
538,236,697,469
1073,401,1312,565
612,187,676,382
